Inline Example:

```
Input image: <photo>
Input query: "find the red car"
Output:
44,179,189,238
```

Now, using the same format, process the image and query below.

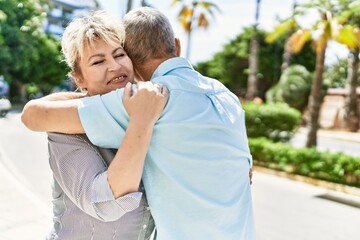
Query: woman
28,11,168,239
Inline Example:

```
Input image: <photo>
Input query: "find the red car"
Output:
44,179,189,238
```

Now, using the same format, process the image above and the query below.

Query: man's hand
123,82,168,127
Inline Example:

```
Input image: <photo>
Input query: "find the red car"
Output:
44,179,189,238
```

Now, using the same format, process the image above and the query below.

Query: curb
254,166,360,197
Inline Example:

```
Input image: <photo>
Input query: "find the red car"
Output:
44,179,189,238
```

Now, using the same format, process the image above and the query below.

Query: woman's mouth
107,75,127,85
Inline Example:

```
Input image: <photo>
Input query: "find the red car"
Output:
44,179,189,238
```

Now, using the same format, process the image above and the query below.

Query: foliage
243,102,301,142
194,28,315,98
249,137,360,187
266,65,313,112
266,0,360,147
323,58,350,88
0,0,67,99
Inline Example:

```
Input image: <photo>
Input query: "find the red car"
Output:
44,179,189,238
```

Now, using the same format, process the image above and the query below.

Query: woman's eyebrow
87,53,104,62
112,47,123,54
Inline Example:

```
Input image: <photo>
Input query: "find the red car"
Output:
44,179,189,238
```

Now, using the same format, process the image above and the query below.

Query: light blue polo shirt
78,57,255,240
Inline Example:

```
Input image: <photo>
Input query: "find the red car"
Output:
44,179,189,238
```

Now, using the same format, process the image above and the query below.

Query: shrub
249,137,360,187
266,65,312,112
243,102,301,142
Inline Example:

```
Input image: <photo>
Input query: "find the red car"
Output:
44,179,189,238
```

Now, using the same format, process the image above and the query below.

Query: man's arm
21,92,85,133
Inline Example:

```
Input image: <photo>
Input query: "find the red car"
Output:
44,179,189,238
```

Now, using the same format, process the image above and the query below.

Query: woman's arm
21,92,85,133
48,83,168,221
108,82,168,197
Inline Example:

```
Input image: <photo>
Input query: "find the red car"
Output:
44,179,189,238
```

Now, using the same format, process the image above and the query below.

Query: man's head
123,7,180,73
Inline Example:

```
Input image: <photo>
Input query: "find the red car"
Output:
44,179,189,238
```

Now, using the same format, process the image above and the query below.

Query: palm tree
344,47,360,131
126,0,133,13
281,0,298,73
266,0,300,74
141,0,151,7
266,0,358,147
246,0,261,100
338,0,360,131
171,0,221,60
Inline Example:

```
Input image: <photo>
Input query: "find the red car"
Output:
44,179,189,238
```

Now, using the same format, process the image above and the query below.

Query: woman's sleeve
47,132,142,222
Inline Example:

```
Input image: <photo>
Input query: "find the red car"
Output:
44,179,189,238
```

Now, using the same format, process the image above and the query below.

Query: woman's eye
92,60,104,65
115,53,125,58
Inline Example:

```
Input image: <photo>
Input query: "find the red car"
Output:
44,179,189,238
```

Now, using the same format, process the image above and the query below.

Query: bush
243,102,301,142
266,65,312,112
249,137,360,187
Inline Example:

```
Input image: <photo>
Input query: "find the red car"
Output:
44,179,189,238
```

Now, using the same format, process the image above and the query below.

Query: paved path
0,162,51,240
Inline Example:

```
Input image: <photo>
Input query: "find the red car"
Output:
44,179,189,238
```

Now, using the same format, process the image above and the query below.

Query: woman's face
76,39,134,96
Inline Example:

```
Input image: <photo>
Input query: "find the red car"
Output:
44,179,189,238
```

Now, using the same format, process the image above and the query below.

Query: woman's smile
107,74,128,85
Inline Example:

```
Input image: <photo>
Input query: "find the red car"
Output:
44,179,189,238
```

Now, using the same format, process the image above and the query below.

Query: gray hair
61,10,126,77
123,7,176,66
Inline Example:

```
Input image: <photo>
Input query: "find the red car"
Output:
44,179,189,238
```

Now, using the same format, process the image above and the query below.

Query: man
22,7,255,240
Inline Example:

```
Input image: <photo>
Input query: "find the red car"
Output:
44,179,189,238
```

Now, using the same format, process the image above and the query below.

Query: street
1,111,360,240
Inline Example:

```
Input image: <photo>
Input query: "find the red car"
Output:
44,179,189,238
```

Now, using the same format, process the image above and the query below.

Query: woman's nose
108,57,121,71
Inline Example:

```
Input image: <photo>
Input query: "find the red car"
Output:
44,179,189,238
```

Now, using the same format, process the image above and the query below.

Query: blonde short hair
61,10,125,76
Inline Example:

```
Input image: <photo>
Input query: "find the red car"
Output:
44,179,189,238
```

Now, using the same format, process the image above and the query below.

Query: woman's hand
123,81,168,127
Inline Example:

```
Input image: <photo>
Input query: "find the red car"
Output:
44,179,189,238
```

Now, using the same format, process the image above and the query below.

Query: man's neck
135,56,174,81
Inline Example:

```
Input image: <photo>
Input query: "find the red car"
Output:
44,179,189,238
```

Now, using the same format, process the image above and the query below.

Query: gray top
46,132,155,239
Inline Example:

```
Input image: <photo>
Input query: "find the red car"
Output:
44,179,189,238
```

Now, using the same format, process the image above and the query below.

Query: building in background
43,0,98,37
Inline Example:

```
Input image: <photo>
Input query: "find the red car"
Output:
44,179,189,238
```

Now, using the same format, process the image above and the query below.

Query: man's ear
175,37,181,57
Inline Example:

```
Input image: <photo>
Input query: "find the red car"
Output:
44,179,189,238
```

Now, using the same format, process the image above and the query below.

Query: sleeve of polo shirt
78,88,129,149
48,133,142,222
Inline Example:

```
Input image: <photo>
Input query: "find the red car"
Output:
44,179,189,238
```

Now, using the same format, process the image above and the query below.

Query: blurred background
1,0,360,239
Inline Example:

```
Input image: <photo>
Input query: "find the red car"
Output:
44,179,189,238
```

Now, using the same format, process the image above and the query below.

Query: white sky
99,0,349,65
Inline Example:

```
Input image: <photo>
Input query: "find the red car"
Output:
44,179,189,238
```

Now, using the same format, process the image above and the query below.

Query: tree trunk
305,44,327,147
246,30,259,100
281,0,296,73
344,48,359,132
126,0,133,13
15,80,27,103
281,40,292,73
246,0,261,100
185,30,192,60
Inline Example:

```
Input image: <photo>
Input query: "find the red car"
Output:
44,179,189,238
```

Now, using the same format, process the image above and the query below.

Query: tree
171,0,221,60
338,0,360,131
195,28,315,97
266,0,359,147
0,0,67,102
126,0,133,13
266,65,313,112
323,58,348,88
246,0,261,100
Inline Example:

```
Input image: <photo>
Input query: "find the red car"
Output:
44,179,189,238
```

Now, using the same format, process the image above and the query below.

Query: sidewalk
0,132,51,240
303,127,360,143
0,162,52,240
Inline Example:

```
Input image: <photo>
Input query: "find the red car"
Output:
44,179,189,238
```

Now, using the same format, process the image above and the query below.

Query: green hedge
249,138,360,187
243,102,301,142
